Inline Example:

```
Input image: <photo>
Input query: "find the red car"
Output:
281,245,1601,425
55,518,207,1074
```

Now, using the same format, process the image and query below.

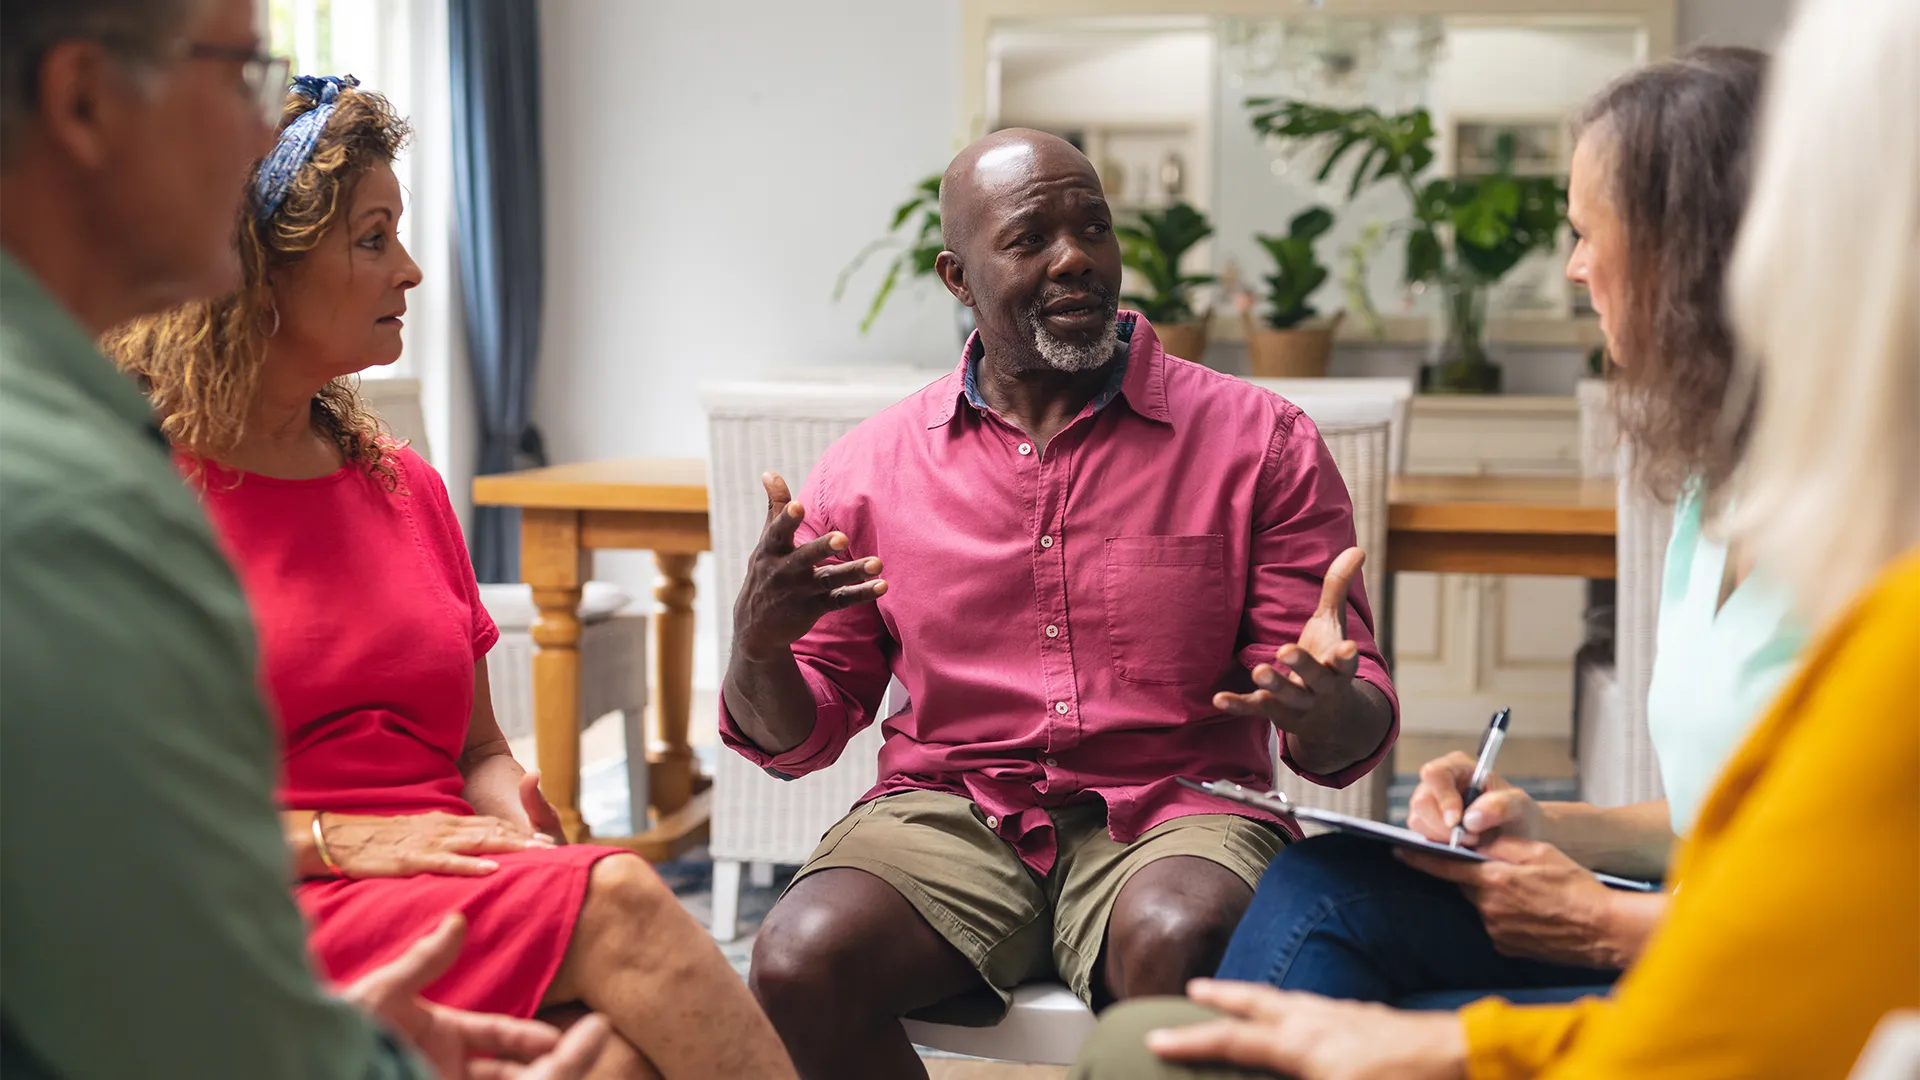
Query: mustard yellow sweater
1463,551,1920,1080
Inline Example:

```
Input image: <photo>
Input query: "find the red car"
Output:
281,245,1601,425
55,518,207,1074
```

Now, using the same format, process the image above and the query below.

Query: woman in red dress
104,78,795,1080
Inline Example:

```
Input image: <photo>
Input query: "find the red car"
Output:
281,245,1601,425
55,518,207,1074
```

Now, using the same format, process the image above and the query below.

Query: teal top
0,252,424,1079
1645,486,1807,834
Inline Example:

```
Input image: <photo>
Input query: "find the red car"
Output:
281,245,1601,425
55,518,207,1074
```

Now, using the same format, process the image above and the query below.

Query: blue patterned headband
251,74,359,222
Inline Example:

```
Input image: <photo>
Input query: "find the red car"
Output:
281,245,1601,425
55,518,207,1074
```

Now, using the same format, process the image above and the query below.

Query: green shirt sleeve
0,481,427,1080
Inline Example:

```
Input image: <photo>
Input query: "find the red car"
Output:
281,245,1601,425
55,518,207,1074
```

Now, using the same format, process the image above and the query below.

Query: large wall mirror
966,1,1674,363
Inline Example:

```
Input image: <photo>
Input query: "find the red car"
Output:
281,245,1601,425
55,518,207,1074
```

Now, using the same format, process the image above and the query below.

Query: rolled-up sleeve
718,451,893,779
1237,407,1399,787
1461,998,1603,1080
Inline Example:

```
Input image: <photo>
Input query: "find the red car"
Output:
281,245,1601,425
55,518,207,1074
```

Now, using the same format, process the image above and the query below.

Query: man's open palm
732,473,887,662
1214,547,1365,731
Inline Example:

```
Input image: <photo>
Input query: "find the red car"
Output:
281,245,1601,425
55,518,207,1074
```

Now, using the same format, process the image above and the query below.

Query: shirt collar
0,250,162,442
931,310,1173,428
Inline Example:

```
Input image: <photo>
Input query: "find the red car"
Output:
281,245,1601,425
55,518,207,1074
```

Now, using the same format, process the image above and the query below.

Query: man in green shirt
0,1,604,1076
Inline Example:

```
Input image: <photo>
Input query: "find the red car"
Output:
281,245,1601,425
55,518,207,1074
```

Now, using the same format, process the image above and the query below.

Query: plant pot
1420,272,1502,394
1244,312,1344,378
1156,317,1212,364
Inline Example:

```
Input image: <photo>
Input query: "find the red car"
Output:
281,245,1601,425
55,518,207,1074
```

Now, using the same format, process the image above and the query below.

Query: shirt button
1018,443,1033,455
986,815,1000,828
1055,701,1070,714
1040,535,1054,548
1044,757,1059,767
1045,624,1060,638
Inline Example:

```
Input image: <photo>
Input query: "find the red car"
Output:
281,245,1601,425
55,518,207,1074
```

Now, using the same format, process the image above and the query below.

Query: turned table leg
522,508,590,843
649,551,699,816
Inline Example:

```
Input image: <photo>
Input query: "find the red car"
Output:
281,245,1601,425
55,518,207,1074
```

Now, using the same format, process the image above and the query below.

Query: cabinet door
1394,399,1585,738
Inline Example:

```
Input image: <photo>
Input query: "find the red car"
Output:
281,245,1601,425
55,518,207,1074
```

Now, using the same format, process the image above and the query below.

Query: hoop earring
261,303,281,339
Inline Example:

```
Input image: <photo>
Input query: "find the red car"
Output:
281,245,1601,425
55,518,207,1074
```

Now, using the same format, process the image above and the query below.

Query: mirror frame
964,0,1678,139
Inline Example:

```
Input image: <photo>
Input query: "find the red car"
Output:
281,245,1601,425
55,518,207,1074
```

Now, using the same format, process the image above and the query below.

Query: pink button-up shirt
721,315,1398,873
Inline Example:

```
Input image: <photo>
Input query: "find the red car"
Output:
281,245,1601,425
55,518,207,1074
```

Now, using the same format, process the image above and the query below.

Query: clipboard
1179,777,1659,893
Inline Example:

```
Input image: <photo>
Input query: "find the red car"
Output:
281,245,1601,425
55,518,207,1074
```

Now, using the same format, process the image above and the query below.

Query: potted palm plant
1247,100,1566,393
1115,201,1217,363
1243,206,1344,378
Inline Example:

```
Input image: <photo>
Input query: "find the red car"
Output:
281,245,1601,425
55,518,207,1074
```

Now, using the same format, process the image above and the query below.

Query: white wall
537,0,963,695
1680,0,1796,48
999,32,1213,129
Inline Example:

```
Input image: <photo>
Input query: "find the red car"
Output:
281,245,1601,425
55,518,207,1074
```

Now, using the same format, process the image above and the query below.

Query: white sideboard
1393,396,1587,736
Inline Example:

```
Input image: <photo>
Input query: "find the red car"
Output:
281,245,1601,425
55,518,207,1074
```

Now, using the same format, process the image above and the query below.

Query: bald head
931,127,1124,376
939,128,1103,254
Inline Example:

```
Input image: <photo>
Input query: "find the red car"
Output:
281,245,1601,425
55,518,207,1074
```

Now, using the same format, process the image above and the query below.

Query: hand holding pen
1405,709,1548,847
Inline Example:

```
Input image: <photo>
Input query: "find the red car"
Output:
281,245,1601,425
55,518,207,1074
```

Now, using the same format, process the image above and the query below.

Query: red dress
193,445,622,1018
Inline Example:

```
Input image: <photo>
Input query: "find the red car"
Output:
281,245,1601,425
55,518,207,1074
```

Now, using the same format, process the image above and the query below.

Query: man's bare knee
1105,859,1253,998
751,889,868,1017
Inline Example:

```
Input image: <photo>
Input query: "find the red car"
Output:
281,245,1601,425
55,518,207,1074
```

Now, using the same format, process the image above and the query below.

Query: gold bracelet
311,811,345,878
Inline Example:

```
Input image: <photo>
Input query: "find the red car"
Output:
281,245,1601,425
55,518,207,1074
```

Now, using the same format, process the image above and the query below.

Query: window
260,0,454,389
267,0,335,76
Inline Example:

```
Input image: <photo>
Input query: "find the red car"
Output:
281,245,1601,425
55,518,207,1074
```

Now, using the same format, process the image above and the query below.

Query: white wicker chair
704,381,924,943
1256,397,1396,824
1245,376,1416,474
359,377,652,820
1571,378,1669,807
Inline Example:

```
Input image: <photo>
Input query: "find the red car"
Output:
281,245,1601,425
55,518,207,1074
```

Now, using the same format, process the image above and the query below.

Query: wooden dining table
1386,474,1618,578
475,461,1616,862
473,459,712,860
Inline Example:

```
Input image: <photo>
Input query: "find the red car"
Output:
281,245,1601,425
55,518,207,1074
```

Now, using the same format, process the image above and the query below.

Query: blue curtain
449,0,545,583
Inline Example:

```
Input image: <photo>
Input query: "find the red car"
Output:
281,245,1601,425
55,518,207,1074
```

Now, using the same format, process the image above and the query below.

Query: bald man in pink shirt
722,129,1399,1080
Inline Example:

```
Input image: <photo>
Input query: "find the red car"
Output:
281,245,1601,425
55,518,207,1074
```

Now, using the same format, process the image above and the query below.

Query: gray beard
1024,308,1120,373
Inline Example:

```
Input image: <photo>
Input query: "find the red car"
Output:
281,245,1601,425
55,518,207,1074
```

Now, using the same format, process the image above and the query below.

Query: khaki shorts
790,789,1287,1026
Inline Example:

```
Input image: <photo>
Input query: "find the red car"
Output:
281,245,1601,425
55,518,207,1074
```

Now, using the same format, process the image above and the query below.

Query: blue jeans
1215,834,1618,1009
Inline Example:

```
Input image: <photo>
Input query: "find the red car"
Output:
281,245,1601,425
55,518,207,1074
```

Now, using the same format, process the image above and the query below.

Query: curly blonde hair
102,82,414,489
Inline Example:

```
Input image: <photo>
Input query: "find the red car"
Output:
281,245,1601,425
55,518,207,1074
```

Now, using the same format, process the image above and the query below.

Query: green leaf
1405,228,1443,285
832,237,900,302
1116,201,1216,320
859,256,906,335
888,191,930,232
1314,131,1367,183
909,243,943,276
842,172,947,332
1290,206,1335,240
1346,144,1384,201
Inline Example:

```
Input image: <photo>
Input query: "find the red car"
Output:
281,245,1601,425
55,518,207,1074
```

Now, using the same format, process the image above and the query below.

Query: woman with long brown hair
105,76,796,1080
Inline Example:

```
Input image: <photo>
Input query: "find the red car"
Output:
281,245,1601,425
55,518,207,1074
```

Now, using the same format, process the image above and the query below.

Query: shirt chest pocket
1101,534,1232,686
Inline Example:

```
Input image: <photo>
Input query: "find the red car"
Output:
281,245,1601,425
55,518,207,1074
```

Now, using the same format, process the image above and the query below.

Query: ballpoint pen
1451,707,1511,849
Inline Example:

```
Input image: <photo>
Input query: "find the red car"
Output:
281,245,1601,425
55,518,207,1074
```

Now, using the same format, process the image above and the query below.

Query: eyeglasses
185,43,292,125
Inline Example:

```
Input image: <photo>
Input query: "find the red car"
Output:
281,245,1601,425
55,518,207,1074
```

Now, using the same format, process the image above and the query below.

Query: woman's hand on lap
518,771,568,846
1146,979,1466,1080
1397,836,1623,968
324,811,555,878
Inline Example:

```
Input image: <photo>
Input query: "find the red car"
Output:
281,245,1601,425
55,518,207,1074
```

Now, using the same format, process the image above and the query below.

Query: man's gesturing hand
1214,547,1366,735
732,473,887,663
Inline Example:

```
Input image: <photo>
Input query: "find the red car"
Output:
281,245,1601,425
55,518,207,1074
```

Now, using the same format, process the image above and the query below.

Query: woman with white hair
1068,0,1919,1074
